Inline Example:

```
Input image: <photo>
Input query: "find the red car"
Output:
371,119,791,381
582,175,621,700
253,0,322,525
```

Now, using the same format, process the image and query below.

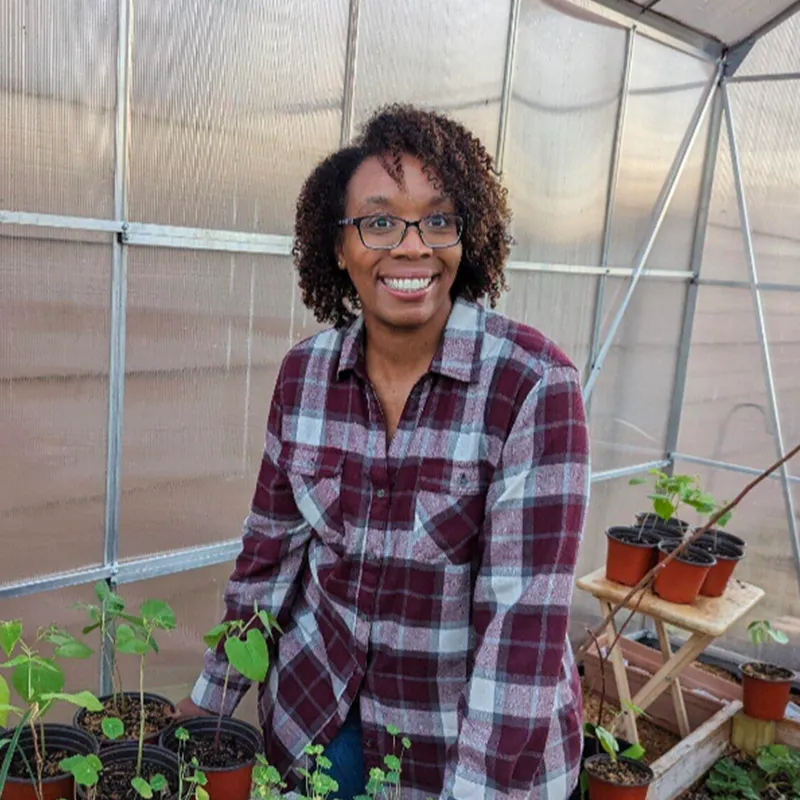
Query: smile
380,276,435,293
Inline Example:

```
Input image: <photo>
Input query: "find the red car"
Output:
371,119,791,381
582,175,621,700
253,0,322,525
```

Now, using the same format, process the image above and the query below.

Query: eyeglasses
338,213,464,250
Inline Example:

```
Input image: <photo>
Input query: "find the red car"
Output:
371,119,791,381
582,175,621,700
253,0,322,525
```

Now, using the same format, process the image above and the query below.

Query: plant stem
576,440,800,661
137,653,145,777
214,662,233,753
29,715,44,800
587,630,607,728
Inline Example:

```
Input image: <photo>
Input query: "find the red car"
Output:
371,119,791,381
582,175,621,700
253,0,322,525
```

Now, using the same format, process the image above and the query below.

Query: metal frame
339,0,361,147
495,0,522,174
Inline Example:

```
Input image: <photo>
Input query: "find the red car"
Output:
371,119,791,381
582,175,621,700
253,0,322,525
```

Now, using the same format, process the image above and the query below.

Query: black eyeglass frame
337,213,464,251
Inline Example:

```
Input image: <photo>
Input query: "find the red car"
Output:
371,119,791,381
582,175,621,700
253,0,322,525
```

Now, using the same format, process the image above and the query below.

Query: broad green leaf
41,691,103,711
149,773,168,791
203,624,228,650
0,621,22,657
0,676,10,727
0,703,24,717
53,640,94,660
579,771,589,800
174,726,190,742
115,624,150,656
59,753,102,786
12,657,65,703
386,724,400,737
652,496,675,521
131,776,153,798
620,743,646,761
595,727,619,761
628,477,646,486
384,754,401,771
257,610,283,636
139,600,176,631
102,716,125,739
195,788,210,800
224,629,269,682
0,656,29,669
770,629,789,645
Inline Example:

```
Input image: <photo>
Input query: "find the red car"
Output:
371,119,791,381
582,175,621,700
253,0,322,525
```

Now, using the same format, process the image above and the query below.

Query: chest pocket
413,463,486,566
279,445,344,550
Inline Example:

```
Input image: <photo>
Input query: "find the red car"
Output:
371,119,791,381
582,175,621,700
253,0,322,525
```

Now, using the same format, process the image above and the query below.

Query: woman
177,105,589,799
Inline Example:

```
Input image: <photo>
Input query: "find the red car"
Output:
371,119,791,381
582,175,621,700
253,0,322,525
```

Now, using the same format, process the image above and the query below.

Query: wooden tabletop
576,567,764,637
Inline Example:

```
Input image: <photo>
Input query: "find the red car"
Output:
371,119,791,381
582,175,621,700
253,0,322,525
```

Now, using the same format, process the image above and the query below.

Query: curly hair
293,104,511,328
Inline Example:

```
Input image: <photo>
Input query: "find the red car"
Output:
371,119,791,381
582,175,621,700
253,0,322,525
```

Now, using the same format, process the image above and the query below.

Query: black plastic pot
1,724,98,800
73,691,176,746
160,716,264,800
76,743,180,800
696,529,746,550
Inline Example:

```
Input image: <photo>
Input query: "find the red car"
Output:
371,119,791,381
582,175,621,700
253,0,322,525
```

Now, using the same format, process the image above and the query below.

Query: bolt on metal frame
1,0,799,662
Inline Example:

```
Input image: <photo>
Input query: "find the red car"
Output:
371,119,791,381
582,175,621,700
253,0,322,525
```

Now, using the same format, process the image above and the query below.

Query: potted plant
580,723,652,800
160,603,275,800
740,620,796,722
704,745,800,798
0,619,102,800
74,584,176,746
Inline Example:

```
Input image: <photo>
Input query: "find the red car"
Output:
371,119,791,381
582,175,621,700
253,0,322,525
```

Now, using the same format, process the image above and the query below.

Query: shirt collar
336,297,485,385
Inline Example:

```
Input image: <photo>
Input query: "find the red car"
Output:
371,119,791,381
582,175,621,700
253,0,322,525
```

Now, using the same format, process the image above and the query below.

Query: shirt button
376,488,386,499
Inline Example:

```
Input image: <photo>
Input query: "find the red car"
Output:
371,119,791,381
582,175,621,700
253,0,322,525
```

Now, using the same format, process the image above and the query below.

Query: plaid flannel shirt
192,298,589,798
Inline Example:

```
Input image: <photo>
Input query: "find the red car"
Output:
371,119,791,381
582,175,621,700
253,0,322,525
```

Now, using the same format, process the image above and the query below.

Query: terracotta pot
605,527,660,587
697,539,745,598
76,743,180,799
159,716,264,800
741,661,796,721
653,541,716,605
584,755,654,800
73,691,176,747
0,724,98,800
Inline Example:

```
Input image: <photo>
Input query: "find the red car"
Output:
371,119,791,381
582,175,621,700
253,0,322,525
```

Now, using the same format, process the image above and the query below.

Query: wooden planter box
582,634,741,735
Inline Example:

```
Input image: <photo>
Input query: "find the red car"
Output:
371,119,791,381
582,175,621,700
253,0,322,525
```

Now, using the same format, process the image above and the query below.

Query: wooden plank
576,567,764,637
647,701,743,800
655,620,691,738
732,713,776,755
776,717,800,749
601,601,640,744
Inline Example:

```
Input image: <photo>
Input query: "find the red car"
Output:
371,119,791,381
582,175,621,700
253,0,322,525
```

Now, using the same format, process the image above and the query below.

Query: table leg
630,632,713,718
598,601,640,745
655,620,691,738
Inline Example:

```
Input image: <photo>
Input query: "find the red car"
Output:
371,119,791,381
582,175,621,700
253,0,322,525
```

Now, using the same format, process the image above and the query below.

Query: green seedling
706,744,800,799
173,727,209,800
250,753,287,799
296,744,339,800
747,619,789,648
354,725,412,800
131,772,170,799
59,752,104,799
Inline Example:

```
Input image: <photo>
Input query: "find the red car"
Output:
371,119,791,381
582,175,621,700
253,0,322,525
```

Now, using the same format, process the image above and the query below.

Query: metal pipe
339,0,361,147
664,85,724,460
494,0,522,174
582,62,722,402
722,81,800,591
506,262,691,279
591,459,671,483
728,72,800,84
672,453,800,484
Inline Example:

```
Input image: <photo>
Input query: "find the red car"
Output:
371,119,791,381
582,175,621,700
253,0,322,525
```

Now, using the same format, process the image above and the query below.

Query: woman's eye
426,214,448,228
366,215,396,230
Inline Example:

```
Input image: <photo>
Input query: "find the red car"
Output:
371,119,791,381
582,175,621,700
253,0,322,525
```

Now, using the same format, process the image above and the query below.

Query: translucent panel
0,584,102,722
762,291,800,456
0,0,116,216
352,0,508,156
656,0,798,45
503,271,597,373
0,236,109,582
129,0,348,234
590,278,686,471
608,37,713,270
678,286,777,469
116,565,260,725
120,250,295,558
505,2,626,264
671,460,800,667
739,12,800,76
725,83,800,285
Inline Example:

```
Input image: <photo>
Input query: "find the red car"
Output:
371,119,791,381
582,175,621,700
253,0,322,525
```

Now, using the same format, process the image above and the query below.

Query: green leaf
652,496,675,521
203,624,229,650
0,622,22,657
620,743,646,761
401,736,411,749
0,656,29,669
770,629,789,645
628,477,647,486
131,776,154,798
139,600,176,631
384,754,401,771
12,657,65,703
149,773,168,791
102,716,125,739
115,624,150,656
580,771,589,800
0,676,10,727
174,726,190,742
41,691,103,711
386,724,400,737
224,629,269,682
257,610,283,636
53,640,94,660
195,787,210,800
595,727,619,761
59,753,102,787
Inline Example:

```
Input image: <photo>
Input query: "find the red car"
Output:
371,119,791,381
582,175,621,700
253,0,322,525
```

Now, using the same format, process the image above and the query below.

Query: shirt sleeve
440,364,590,798
190,364,312,715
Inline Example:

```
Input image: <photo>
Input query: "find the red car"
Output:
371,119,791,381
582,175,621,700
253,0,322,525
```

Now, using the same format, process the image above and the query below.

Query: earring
337,258,346,270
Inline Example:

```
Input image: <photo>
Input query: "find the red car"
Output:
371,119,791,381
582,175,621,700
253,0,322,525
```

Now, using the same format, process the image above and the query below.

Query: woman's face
338,154,462,334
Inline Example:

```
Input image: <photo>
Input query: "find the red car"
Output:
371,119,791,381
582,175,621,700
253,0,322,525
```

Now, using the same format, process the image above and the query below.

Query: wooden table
576,567,764,744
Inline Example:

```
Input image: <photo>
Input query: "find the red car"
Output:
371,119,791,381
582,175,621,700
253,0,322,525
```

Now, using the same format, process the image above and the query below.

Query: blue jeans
322,704,366,800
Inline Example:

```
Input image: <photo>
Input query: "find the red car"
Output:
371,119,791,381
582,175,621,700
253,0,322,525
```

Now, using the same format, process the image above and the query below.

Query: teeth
383,277,433,292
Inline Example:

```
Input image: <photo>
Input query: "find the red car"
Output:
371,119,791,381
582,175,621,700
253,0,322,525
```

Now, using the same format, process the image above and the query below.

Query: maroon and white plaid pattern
192,298,590,798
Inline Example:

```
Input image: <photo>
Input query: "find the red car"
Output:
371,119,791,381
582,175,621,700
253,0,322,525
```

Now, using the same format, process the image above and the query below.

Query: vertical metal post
582,63,722,402
664,84,724,464
101,0,133,696
340,0,361,147
586,27,636,403
722,82,800,591
494,0,522,174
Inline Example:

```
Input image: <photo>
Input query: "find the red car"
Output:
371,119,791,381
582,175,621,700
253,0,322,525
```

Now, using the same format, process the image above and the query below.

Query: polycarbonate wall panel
0,236,109,582
590,278,686,471
120,250,294,558
129,0,348,234
739,12,800,76
505,1,626,265
0,0,116,217
351,0,508,149
677,285,777,470
672,460,800,665
608,37,713,270
503,271,597,373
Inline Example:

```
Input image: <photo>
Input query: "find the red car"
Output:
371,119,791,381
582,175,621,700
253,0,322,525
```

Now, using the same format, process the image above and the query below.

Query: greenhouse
1,0,799,797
